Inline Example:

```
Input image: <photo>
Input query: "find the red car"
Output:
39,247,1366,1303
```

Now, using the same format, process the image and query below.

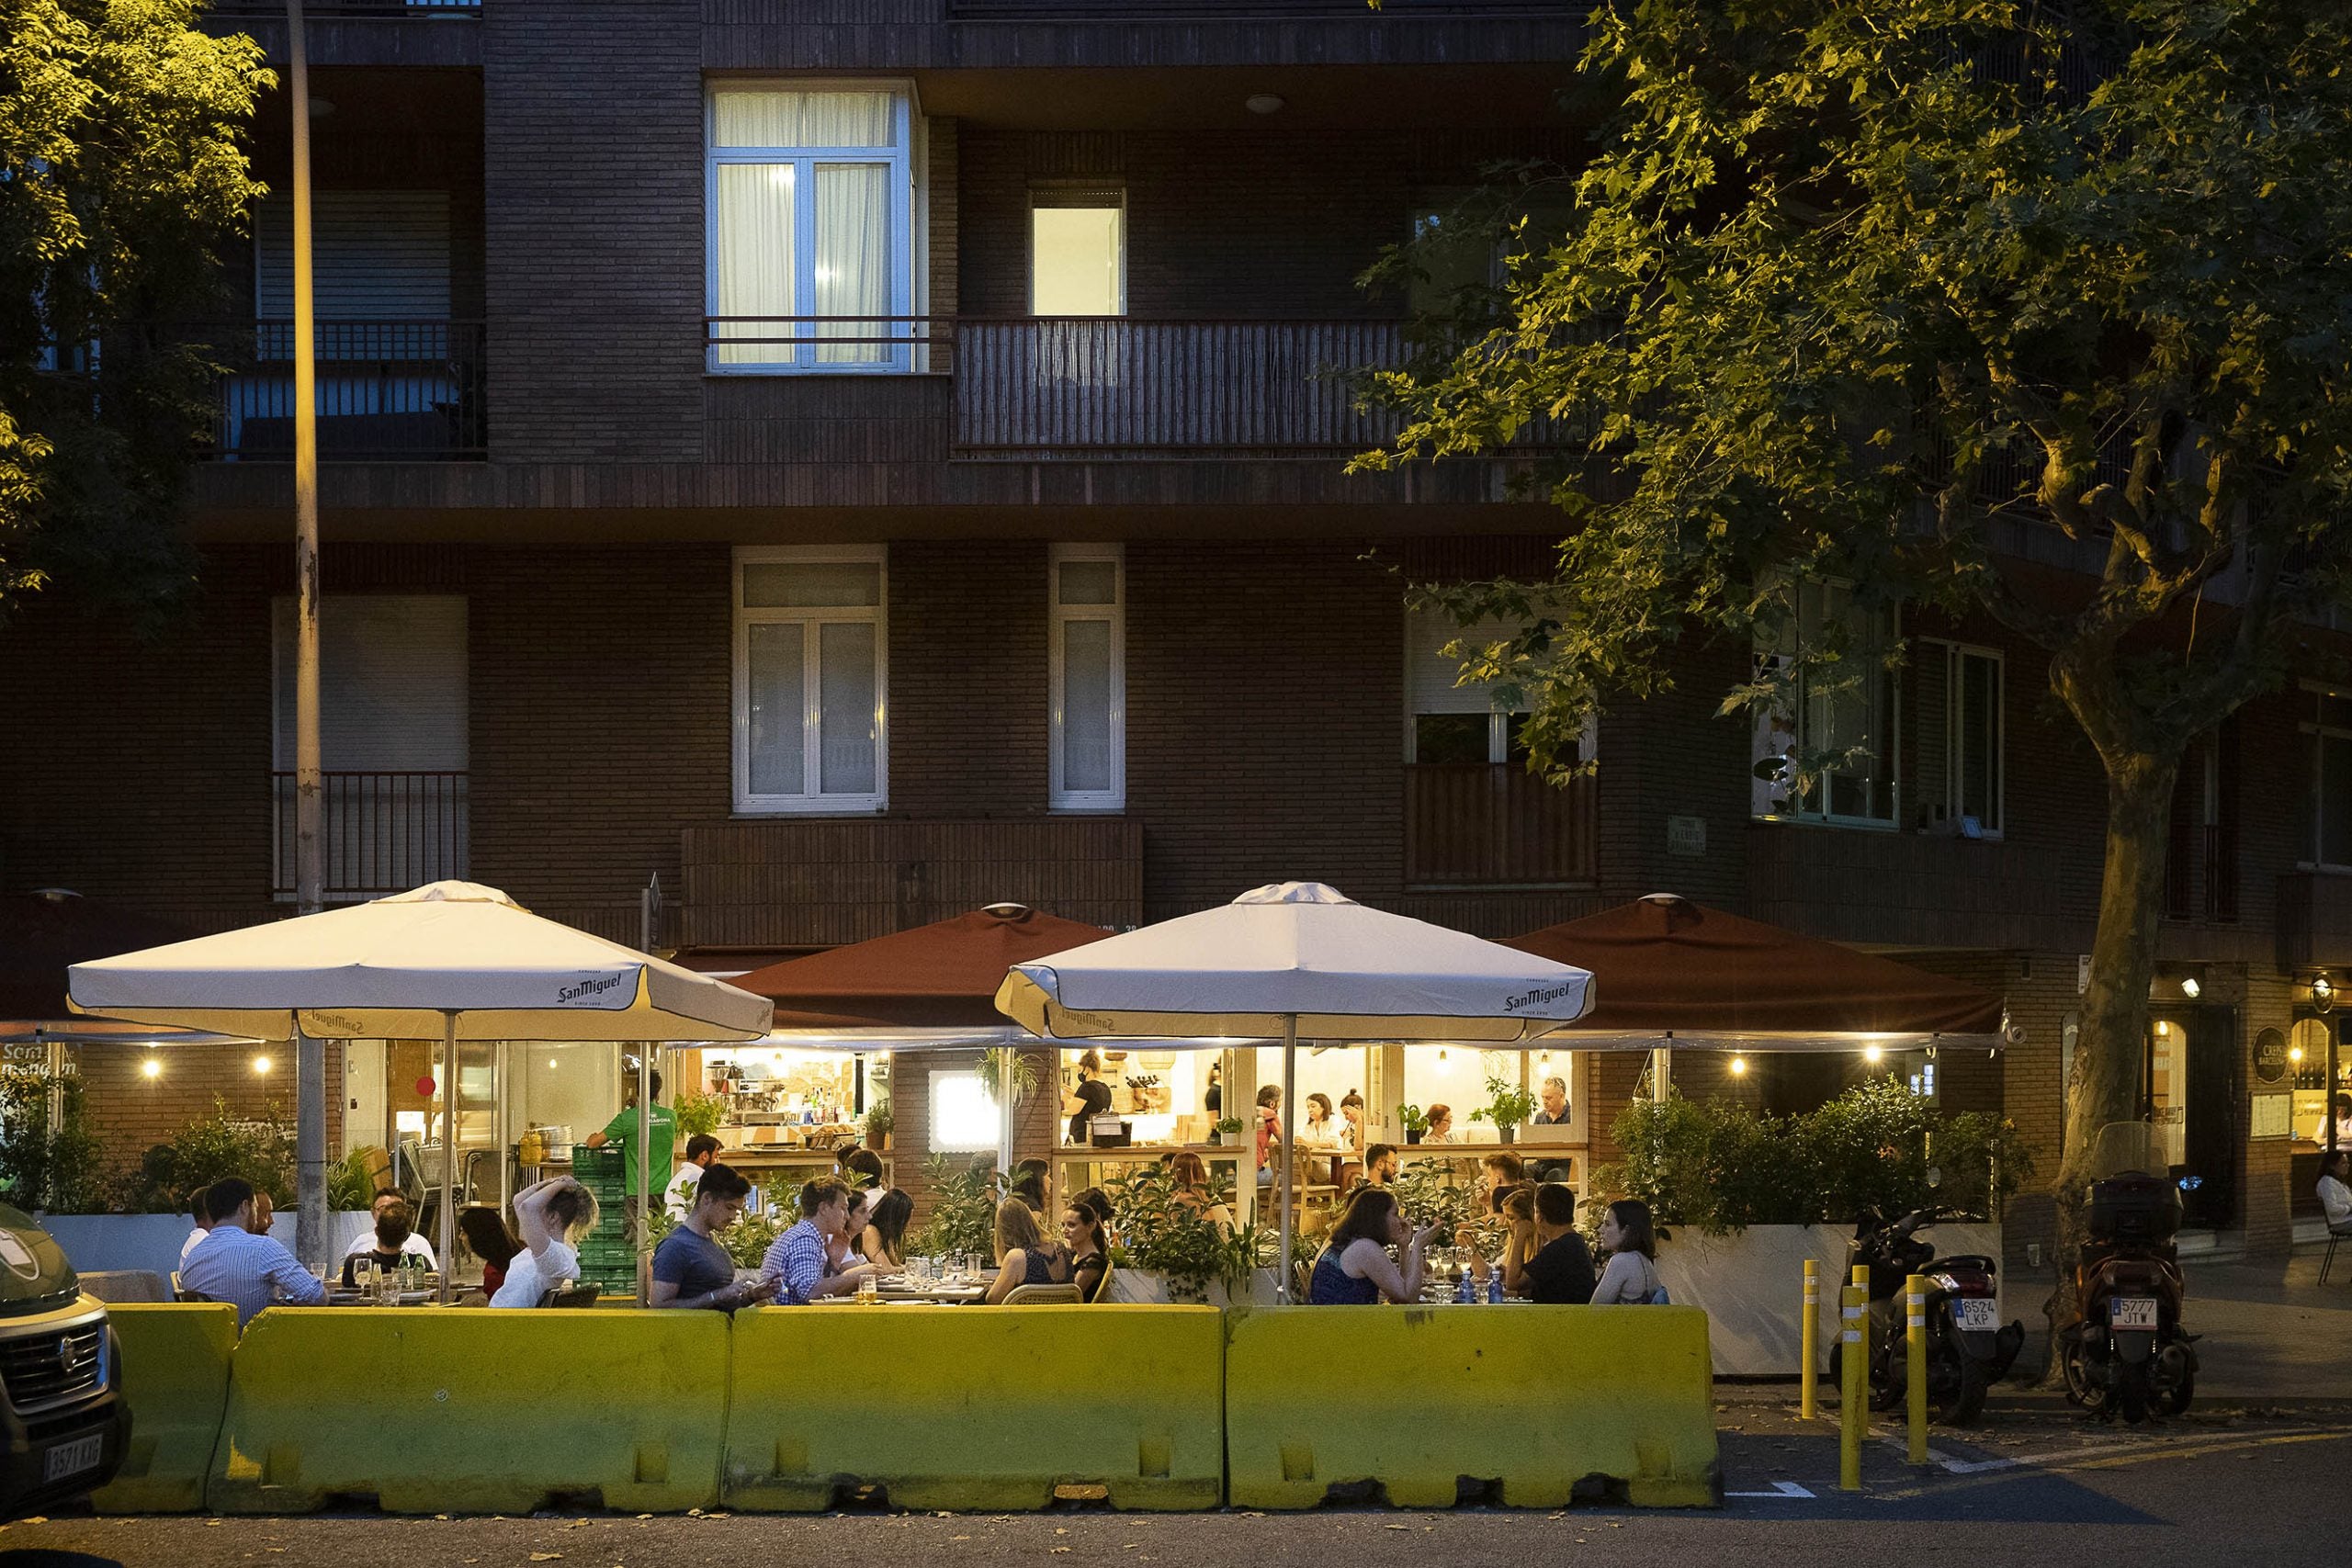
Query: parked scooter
1831,1207,2024,1426
2059,1123,2198,1423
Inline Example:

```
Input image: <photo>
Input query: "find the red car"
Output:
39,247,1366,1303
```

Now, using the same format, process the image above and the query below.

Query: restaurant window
1751,581,1899,827
707,84,917,372
733,546,888,814
1030,187,1125,316
2299,682,2352,869
1406,609,1589,768
1050,545,1124,810
1911,639,2003,836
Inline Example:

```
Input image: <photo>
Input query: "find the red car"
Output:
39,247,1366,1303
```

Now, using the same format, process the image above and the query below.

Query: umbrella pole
1279,1018,1296,1303
295,1026,327,1275
997,1046,1015,1182
638,1049,652,1308
439,1013,456,1304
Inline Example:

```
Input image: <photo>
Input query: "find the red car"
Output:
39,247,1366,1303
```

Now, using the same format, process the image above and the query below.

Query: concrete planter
1655,1221,2003,1375
38,1210,379,1280
1108,1267,1282,1308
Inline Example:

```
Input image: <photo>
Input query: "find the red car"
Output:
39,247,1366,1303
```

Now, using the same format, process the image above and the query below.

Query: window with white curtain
707,85,916,372
1750,581,1899,826
1050,545,1125,810
734,547,888,813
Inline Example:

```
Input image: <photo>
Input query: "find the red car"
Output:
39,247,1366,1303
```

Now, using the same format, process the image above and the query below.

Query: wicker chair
1002,1283,1081,1305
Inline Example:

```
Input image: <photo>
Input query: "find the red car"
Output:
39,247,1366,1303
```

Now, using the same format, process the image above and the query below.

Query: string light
1730,1055,1748,1077
252,1055,273,1075
141,1057,162,1080
1864,1045,1884,1066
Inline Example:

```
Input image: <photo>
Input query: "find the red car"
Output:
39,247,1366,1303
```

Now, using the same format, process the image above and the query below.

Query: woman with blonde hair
983,1197,1072,1303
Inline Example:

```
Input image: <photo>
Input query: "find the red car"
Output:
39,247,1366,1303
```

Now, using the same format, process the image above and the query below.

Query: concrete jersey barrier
1224,1304,1721,1509
88,1303,238,1514
206,1307,729,1514
725,1304,1225,1512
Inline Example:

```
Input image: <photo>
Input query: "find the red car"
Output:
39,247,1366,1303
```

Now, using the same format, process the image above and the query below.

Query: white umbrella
995,881,1594,1299
70,881,773,1300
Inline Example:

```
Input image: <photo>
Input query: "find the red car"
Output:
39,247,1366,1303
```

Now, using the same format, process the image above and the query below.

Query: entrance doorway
2143,1006,2239,1229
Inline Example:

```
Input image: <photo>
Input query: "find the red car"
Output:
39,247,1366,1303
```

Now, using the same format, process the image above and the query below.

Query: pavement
3,1246,2343,1566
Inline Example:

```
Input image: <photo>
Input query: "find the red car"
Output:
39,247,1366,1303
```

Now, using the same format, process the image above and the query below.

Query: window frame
1401,607,1597,768
1048,543,1126,812
1027,185,1127,318
1915,637,2006,840
731,544,889,816
2298,679,2352,872
705,80,921,376
1750,584,1902,830
928,1067,999,1156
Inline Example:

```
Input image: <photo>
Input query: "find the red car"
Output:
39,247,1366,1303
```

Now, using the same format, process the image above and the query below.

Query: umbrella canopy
1500,893,2004,1049
996,881,1595,1042
736,904,1115,1030
69,880,773,1043
0,889,197,1021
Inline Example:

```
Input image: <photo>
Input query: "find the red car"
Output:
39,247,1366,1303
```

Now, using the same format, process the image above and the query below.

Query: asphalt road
6,1399,2346,1568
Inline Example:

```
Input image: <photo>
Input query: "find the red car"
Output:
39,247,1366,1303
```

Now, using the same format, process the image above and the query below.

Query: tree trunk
2042,749,2180,1372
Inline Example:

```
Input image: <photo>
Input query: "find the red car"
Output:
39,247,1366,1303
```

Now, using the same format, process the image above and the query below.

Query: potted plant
1207,1116,1244,1147
1396,1103,1430,1145
1100,1162,1270,1304
1470,1073,1537,1145
863,1097,893,1151
675,1087,726,1141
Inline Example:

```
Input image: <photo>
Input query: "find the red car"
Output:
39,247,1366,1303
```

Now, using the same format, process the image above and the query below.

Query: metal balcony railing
197,320,487,460
2166,820,2239,923
1404,763,1597,888
271,771,469,898
206,1,479,14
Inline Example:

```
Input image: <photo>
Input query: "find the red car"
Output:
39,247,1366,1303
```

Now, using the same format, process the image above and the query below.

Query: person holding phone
1308,1187,1441,1304
651,1162,775,1312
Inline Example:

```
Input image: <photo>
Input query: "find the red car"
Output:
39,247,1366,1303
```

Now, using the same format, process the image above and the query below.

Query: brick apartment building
5,2,2347,1267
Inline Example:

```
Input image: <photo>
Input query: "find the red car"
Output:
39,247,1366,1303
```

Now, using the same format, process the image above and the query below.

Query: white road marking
1724,1482,1815,1498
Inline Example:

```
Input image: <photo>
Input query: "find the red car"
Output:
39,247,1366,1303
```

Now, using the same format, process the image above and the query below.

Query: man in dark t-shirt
650,1162,774,1312
1515,1181,1598,1304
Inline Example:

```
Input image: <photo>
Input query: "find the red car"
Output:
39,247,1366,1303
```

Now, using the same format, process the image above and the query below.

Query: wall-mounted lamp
2155,1020,2170,1037
1245,93,1286,116
2179,976,2202,999
2314,974,2336,1014
252,1055,273,1075
1863,1045,1884,1066
2290,1044,2307,1065
141,1057,162,1080
1729,1055,1748,1077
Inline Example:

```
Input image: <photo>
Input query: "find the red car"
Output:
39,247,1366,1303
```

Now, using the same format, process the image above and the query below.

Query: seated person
1481,1152,1527,1212
340,1199,424,1289
983,1198,1071,1303
1510,1182,1598,1303
181,1178,327,1328
1307,1187,1442,1305
1422,1103,1457,1144
2319,1149,2352,1232
1061,1200,1111,1303
456,1205,519,1296
828,1187,875,1276
1590,1199,1667,1305
345,1188,438,1269
837,1145,886,1191
859,1188,915,1272
651,1162,775,1312
665,1134,723,1218
1358,1143,1400,1190
1070,1184,1116,1246
759,1179,877,1304
490,1176,598,1308
180,1183,215,1266
1164,1150,1235,1231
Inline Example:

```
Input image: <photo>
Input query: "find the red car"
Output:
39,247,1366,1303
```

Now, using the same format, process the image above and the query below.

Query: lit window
733,547,887,813
1050,545,1124,810
930,1070,998,1155
1030,188,1125,316
1751,581,1898,826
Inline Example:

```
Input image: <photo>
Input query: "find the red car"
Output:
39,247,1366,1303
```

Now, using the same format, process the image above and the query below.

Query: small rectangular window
1752,582,1898,827
1050,545,1125,810
1912,640,2003,835
930,1069,999,1155
735,547,888,813
1031,188,1125,317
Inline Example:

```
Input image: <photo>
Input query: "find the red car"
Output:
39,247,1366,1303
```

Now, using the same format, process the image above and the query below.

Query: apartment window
1912,639,2004,836
2300,683,2352,868
1050,545,1125,810
1405,610,1590,768
1030,187,1125,316
707,85,916,372
1751,582,1898,826
270,595,469,897
734,547,888,813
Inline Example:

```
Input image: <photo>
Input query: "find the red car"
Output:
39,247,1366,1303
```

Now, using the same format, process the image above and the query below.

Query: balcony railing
705,315,1577,456
199,320,486,460
207,1,478,13
2166,821,2239,923
1404,764,1597,888
271,772,469,898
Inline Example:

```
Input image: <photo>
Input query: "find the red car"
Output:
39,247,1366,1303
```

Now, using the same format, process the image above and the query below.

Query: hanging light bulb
2156,1020,2170,1038
1864,1045,1884,1066
141,1057,163,1080
1438,1047,1449,1063
2290,1045,2306,1065
1730,1055,1748,1077
252,1055,273,1075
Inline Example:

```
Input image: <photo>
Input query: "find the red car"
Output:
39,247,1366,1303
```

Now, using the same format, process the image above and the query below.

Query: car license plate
41,1432,103,1483
2111,1296,2159,1331
1954,1296,1999,1332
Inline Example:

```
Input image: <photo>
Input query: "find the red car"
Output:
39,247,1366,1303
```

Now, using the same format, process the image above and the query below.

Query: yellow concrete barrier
207,1308,729,1514
88,1303,237,1514
1226,1306,1720,1509
724,1305,1224,1512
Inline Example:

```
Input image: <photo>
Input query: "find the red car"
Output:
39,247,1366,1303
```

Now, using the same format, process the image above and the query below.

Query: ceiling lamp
1245,94,1286,116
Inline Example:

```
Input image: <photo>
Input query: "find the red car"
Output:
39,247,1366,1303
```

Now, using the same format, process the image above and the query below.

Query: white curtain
712,89,896,150
717,164,795,366
816,163,889,365
746,621,808,797
818,621,878,795
1060,618,1114,794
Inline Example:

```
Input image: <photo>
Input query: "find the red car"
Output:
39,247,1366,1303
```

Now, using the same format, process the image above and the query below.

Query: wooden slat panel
1402,764,1596,888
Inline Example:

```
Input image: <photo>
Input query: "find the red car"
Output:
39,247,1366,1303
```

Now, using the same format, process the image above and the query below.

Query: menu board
2250,1093,2293,1141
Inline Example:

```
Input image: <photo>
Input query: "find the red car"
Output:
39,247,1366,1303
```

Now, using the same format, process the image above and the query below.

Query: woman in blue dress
1308,1186,1442,1304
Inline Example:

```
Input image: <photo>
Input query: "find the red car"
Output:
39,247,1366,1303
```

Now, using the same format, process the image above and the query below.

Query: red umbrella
734,903,1115,1030
1502,893,2003,1047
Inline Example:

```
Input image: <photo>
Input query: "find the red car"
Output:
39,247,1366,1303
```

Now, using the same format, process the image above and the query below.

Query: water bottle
1487,1271,1504,1304
1455,1269,1475,1304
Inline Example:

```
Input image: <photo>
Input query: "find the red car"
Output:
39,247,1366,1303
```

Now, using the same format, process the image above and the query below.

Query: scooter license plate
1954,1297,1999,1332
2110,1296,2159,1331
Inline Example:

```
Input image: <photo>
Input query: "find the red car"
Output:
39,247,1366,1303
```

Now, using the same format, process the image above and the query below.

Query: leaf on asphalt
1051,1550,1071,1555
529,1554,564,1562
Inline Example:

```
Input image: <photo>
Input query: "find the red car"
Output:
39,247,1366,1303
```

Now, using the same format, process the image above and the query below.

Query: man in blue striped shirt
757,1179,875,1304
180,1177,327,1327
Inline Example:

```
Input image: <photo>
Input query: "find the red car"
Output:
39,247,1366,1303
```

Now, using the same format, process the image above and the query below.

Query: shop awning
1500,893,2005,1049
734,904,1117,1031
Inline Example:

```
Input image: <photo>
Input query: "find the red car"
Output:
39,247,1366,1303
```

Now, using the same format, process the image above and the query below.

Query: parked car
0,1204,128,1518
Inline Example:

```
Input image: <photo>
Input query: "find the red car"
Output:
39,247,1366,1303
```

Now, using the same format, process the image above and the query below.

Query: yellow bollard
1905,1272,1929,1464
1839,1282,1867,1493
1801,1258,1819,1420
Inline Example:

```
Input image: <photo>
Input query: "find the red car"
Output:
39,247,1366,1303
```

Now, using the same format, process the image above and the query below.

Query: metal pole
996,1046,1015,1179
1650,1044,1671,1104
1278,1019,1296,1303
1905,1272,1929,1464
438,1014,456,1304
637,1049,652,1307
1801,1258,1819,1421
287,0,330,1277
1839,1279,1867,1492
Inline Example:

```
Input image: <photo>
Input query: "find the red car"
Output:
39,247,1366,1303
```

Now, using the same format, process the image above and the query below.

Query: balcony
2166,821,2240,923
207,1,478,12
271,772,469,899
199,321,486,461
1403,764,1596,888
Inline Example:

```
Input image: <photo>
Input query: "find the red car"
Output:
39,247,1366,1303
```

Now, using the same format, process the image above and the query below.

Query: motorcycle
2059,1123,2198,1423
1831,1207,2024,1426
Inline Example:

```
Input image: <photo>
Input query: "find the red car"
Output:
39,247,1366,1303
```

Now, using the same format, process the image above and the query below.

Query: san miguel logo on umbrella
557,973,631,1005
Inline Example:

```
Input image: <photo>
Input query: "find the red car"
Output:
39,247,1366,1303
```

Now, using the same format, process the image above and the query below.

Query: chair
1002,1283,1081,1305
2321,1224,2352,1286
539,1281,603,1308
1292,1256,1316,1303
78,1269,168,1304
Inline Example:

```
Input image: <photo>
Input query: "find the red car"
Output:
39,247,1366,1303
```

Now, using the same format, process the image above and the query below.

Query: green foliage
1390,1158,1476,1236
1102,1160,1268,1298
1394,1102,1430,1135
1470,1071,1536,1131
978,1046,1040,1105
904,1153,1001,1260
112,1096,294,1215
718,1211,779,1270
1590,1080,2034,1234
1211,1117,1244,1137
673,1089,725,1141
862,1096,892,1146
2,0,272,623
323,1148,375,1213
0,1070,104,1213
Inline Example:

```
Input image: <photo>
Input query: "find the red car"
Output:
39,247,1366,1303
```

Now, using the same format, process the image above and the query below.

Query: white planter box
1109,1266,1281,1308
1655,1221,2002,1375
38,1210,379,1281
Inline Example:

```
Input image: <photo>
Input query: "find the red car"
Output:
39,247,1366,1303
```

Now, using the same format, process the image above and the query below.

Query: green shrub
324,1148,376,1212
1102,1160,1267,1298
904,1153,1001,1260
0,1070,105,1213
112,1097,295,1215
673,1089,726,1141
